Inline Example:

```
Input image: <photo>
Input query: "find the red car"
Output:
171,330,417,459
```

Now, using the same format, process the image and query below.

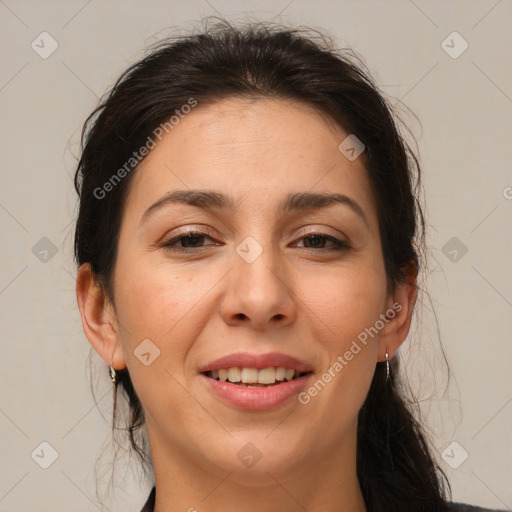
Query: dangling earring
109,353,116,385
109,352,118,421
385,351,390,382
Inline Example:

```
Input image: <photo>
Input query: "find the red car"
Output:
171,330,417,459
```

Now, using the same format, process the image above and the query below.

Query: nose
220,238,297,331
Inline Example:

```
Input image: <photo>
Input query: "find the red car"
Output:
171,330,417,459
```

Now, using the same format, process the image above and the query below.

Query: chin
200,435,312,484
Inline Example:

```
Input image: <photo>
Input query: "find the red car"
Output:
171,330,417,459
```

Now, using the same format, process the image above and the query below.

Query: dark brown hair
74,18,450,511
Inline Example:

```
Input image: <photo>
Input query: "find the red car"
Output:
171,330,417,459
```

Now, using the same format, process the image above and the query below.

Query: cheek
301,262,387,350
112,254,217,372
112,256,215,423
114,251,213,329
296,263,385,418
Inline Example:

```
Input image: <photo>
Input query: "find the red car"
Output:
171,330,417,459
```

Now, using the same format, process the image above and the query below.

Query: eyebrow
139,189,369,228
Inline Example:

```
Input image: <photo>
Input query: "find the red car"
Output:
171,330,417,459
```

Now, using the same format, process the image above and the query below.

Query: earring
109,353,116,385
385,351,390,382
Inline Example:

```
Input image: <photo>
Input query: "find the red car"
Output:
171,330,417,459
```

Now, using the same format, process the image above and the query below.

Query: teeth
258,367,276,384
241,368,258,384
209,367,302,384
285,368,295,381
227,367,241,382
275,367,287,381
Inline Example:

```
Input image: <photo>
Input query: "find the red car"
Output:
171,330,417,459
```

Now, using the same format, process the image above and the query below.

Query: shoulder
447,503,508,512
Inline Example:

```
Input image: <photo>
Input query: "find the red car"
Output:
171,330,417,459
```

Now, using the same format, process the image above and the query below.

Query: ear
377,260,418,362
76,263,126,370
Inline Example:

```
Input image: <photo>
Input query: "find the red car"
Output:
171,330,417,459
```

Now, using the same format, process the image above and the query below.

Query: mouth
199,367,313,413
202,367,312,387
198,352,313,410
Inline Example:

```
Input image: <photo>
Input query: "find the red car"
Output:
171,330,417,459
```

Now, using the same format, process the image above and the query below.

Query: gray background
0,1,511,511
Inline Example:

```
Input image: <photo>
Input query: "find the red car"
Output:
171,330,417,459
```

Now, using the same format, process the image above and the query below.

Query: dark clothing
140,486,507,511
140,487,154,512
446,505,508,512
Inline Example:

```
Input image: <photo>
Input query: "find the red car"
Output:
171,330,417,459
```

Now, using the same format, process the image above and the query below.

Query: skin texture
76,97,417,512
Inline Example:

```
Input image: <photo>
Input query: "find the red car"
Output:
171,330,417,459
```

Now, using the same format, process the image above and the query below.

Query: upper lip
198,352,312,373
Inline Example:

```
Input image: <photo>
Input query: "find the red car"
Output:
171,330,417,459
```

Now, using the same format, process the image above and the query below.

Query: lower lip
200,373,312,411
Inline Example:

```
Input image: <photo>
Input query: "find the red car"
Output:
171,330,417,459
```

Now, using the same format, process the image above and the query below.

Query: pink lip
200,373,313,411
198,351,312,373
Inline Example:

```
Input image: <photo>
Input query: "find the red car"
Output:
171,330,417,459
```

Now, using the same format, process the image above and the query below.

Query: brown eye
295,233,350,251
161,230,218,251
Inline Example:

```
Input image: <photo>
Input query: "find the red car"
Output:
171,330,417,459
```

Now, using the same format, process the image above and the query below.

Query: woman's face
96,97,404,484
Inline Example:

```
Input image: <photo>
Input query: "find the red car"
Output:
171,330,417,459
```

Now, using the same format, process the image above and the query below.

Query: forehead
123,97,377,226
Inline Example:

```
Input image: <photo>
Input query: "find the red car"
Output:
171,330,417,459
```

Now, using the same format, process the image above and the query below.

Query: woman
73,19,505,512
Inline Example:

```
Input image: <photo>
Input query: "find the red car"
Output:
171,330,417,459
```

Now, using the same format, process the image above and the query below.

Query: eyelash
160,229,350,253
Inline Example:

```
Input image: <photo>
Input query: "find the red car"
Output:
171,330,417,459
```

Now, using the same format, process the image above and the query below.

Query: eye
161,229,218,252
294,233,350,251
160,229,350,253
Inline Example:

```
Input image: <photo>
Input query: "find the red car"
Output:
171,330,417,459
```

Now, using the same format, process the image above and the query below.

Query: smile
204,367,309,387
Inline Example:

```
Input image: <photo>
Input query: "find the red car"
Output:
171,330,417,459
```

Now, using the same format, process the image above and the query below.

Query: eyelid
160,225,218,243
294,225,348,242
